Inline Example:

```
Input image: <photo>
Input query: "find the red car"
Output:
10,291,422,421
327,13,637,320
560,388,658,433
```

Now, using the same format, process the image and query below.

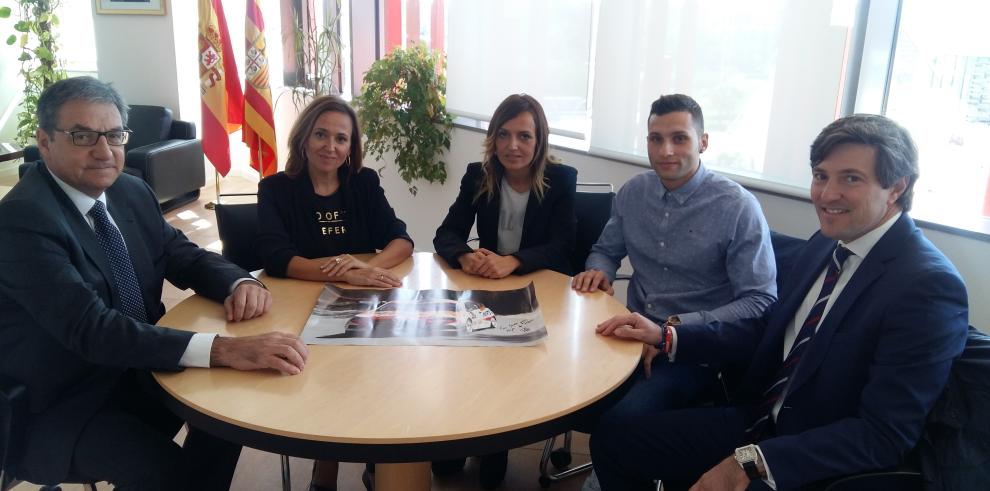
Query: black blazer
434,162,577,275
256,168,413,277
0,162,251,482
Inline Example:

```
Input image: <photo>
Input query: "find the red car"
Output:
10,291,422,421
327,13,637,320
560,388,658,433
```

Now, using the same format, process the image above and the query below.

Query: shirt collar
840,211,902,259
46,165,107,219
659,162,708,204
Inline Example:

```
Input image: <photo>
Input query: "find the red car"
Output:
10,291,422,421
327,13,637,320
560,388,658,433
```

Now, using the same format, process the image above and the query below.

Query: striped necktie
746,245,852,440
88,201,147,322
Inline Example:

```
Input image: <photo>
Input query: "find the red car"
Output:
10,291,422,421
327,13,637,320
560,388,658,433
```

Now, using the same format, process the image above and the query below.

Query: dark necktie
746,245,852,440
88,201,147,322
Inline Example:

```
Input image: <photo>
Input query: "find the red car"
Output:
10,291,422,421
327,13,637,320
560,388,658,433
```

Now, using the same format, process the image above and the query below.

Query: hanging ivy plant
355,43,453,195
2,0,67,146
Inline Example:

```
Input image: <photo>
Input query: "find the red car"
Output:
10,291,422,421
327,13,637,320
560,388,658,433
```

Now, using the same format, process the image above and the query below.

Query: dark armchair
22,104,206,212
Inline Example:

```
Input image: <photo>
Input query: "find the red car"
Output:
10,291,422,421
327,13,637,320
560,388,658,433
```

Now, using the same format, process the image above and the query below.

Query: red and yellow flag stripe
199,0,243,177
243,0,277,177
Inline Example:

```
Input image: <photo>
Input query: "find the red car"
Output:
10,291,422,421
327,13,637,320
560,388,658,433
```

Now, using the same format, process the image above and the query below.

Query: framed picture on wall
95,0,167,15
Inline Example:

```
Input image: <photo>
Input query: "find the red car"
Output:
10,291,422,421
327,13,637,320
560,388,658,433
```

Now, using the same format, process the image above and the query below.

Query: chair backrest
571,183,615,274
769,230,806,292
0,375,28,488
214,194,263,272
125,105,173,151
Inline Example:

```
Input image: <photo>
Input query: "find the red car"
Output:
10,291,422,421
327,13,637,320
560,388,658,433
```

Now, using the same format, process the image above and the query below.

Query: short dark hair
284,95,363,182
649,94,704,135
810,114,918,211
37,77,129,133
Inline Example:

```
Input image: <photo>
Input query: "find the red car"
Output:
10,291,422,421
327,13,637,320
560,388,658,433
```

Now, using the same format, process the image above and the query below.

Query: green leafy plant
2,0,67,146
356,43,453,195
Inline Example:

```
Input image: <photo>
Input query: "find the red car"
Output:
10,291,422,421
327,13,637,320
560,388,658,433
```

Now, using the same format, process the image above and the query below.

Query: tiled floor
8,174,592,491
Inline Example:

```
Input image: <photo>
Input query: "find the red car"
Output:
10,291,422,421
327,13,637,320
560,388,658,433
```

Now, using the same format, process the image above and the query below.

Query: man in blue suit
590,114,968,490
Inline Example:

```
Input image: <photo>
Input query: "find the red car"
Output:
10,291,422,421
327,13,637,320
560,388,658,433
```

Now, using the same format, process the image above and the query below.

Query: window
441,0,989,234
281,0,350,98
883,0,990,228
445,0,594,138
590,0,854,189
58,2,98,74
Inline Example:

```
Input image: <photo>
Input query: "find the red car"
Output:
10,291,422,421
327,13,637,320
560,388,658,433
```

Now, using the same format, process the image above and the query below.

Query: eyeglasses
56,129,132,147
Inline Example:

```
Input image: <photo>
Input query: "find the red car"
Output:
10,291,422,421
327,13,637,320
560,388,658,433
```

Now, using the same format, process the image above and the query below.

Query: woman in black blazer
256,95,413,291
257,96,412,491
434,94,577,279
431,94,577,489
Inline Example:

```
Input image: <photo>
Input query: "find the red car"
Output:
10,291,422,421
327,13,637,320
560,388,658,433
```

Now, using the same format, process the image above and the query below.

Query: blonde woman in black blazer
431,94,577,489
434,94,577,280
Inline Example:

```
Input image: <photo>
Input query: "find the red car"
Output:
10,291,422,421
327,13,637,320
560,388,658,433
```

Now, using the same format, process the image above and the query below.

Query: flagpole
257,146,264,180
205,170,221,210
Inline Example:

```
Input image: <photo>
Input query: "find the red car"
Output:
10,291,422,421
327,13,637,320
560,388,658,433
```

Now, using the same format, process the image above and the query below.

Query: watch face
735,445,758,463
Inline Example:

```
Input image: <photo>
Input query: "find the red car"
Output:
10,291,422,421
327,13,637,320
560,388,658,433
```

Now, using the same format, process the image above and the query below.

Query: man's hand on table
224,281,272,322
210,332,309,375
596,313,662,345
571,269,615,295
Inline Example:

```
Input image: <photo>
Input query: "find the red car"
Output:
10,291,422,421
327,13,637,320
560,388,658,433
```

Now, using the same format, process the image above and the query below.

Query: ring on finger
378,273,384,280
335,257,342,264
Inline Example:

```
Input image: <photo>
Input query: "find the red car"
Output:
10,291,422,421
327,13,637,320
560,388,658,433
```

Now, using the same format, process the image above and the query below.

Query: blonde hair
475,94,558,203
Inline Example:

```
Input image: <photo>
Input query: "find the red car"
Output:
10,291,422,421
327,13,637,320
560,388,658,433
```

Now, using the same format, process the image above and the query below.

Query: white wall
93,6,180,112
368,127,990,330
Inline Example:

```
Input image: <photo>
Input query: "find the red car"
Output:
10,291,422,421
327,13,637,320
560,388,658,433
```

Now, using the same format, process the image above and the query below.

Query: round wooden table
153,252,640,491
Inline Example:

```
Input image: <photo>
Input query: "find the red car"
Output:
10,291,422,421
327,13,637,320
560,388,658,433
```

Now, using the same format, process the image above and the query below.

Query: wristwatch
734,444,764,480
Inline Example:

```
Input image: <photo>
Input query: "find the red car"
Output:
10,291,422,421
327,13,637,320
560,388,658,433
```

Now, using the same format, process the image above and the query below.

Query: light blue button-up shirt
586,164,776,325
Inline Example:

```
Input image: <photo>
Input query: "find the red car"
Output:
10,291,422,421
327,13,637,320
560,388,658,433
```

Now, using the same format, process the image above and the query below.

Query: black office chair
1,375,97,491
214,193,263,272
568,183,616,274
538,183,616,487
214,193,295,490
817,325,990,490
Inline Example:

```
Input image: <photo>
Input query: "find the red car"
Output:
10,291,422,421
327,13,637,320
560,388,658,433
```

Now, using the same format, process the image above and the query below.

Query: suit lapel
787,215,911,396
749,239,834,387
38,164,120,305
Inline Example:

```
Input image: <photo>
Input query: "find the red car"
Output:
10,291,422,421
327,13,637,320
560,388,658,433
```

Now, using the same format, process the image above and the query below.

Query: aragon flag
199,0,243,177
243,0,277,177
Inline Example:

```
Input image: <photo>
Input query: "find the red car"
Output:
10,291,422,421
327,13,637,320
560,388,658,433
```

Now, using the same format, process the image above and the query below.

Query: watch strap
741,460,761,480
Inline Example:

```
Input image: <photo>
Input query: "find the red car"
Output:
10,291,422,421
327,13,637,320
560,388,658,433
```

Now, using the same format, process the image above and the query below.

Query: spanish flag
198,0,243,177
243,0,277,177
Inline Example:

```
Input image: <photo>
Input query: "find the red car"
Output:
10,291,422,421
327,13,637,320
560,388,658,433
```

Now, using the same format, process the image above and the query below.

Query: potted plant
355,43,453,195
2,0,67,146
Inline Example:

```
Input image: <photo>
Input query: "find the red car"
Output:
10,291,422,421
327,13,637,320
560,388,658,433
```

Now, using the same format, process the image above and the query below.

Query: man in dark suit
590,114,968,490
0,77,308,490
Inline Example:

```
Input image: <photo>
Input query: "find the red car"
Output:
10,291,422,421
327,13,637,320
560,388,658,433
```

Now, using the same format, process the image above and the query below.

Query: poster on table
301,282,547,346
